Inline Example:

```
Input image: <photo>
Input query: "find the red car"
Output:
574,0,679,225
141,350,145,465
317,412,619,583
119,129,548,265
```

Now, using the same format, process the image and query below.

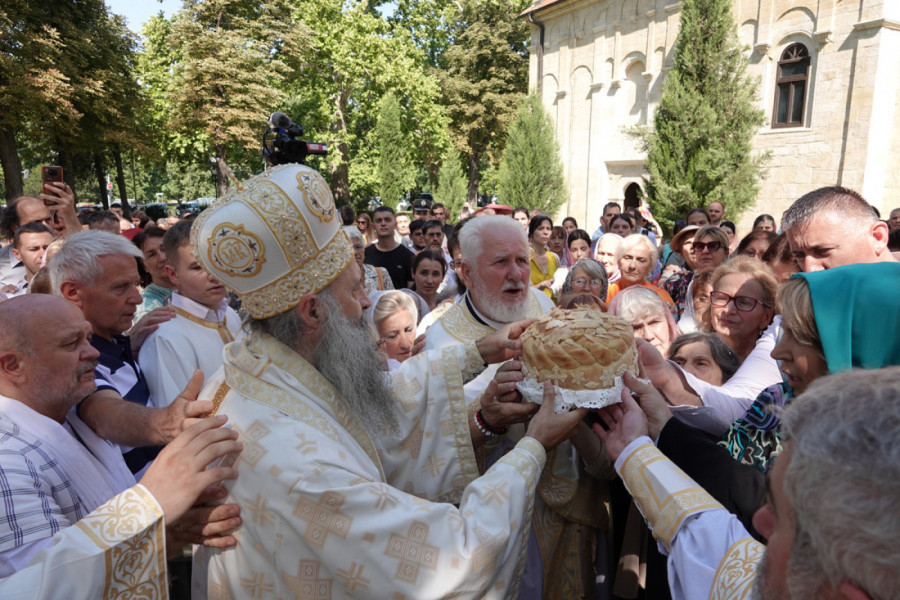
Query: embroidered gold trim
172,306,235,344
709,538,764,600
74,485,166,599
619,443,724,550
440,345,481,499
206,381,232,418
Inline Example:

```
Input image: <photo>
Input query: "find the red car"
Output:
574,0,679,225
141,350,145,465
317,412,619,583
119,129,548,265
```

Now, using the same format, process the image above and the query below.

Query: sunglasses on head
693,240,724,253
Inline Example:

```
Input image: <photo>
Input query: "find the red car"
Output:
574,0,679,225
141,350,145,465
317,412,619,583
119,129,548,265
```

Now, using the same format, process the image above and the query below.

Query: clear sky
105,0,181,33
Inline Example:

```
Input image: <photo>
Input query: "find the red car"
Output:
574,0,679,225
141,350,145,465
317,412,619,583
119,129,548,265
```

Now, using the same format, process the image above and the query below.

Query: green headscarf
793,262,900,373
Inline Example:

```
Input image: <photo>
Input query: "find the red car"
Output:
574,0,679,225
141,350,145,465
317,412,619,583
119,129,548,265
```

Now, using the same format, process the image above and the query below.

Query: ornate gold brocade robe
615,437,764,600
192,333,548,599
0,485,168,599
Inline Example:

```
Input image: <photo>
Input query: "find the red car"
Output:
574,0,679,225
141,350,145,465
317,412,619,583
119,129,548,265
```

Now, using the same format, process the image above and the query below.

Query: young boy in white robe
138,220,243,409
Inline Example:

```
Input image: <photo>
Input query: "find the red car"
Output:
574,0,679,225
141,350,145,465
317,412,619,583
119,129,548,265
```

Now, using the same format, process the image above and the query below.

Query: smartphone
41,166,64,201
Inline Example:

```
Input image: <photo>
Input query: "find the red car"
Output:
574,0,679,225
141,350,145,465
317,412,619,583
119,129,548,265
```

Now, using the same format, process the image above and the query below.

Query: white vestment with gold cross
615,436,764,600
422,289,609,600
192,332,547,600
0,485,169,599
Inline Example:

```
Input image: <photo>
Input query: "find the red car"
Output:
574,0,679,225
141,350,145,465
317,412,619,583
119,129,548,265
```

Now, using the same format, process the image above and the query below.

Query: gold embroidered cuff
618,442,723,551
461,342,487,383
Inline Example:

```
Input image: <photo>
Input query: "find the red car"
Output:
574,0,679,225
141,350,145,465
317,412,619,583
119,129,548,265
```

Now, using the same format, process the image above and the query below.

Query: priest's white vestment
192,332,547,599
0,485,169,599
422,289,608,600
138,293,243,409
615,437,763,600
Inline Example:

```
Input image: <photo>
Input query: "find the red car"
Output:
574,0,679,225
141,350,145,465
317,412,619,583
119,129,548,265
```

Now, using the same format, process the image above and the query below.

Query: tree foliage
629,0,767,233
440,0,531,204
375,92,416,207
166,0,307,196
497,94,567,214
434,150,468,220
284,0,449,207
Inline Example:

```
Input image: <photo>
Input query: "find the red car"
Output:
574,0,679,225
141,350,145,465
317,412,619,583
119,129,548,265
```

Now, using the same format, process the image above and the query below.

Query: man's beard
469,271,528,323
313,294,399,438
33,359,99,411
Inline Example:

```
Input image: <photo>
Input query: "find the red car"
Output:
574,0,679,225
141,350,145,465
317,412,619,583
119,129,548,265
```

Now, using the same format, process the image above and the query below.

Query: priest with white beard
189,163,588,599
422,216,611,600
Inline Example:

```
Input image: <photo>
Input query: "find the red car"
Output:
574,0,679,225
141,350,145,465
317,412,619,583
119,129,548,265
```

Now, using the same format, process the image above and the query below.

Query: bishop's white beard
468,271,528,324
313,293,400,438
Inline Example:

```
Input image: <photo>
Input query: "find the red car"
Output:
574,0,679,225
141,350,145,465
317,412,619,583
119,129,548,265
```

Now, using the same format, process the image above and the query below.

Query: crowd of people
0,167,899,600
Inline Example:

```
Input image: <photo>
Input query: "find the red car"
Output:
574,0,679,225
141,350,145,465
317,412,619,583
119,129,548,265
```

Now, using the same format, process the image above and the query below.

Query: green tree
434,150,468,220
375,92,415,207
496,94,566,214
629,0,767,233
284,0,449,204
166,0,307,197
440,0,531,205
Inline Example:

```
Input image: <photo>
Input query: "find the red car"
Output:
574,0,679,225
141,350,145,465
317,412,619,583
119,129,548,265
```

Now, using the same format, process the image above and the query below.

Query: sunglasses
693,240,724,253
709,291,769,312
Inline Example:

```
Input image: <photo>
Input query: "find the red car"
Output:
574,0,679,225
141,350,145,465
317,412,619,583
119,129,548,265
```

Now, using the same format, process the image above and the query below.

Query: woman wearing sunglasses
705,255,778,363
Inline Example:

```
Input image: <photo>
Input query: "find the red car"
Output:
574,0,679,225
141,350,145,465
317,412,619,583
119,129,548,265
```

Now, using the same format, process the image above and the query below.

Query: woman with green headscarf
620,262,900,536
719,262,900,471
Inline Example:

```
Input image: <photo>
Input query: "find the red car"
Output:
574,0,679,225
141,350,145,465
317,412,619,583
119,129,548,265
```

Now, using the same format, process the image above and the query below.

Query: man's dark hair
88,211,119,229
162,220,193,269
409,219,426,234
339,205,356,226
781,186,877,231
131,226,167,253
1,196,36,238
423,220,443,233
603,201,620,213
888,228,900,252
373,205,395,217
13,222,53,249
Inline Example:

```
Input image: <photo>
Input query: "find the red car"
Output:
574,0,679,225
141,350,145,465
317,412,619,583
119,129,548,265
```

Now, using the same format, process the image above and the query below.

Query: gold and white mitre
190,162,353,319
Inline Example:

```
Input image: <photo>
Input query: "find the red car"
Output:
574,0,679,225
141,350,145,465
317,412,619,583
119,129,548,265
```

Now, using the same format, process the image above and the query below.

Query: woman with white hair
593,233,622,284
605,234,674,314
609,285,679,355
345,226,393,294
367,290,418,370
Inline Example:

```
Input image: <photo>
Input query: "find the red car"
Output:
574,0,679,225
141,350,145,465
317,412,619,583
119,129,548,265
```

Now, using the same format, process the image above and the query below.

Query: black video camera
261,112,328,166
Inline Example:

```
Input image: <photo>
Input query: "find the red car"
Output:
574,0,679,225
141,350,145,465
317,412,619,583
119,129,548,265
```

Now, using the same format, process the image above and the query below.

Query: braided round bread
520,307,638,390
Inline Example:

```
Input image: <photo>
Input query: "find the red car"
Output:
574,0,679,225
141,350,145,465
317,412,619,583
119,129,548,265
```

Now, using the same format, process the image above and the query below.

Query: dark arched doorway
623,182,641,210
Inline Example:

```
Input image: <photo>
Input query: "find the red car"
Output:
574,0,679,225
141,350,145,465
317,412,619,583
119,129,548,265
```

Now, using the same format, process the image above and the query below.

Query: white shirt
137,293,243,409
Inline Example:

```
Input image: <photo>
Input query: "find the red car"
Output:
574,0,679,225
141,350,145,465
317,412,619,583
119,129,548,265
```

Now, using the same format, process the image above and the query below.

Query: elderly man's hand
475,318,537,365
141,414,242,528
159,370,215,442
592,390,649,463
165,485,242,557
478,361,538,429
635,339,701,407
525,383,588,450
127,306,175,355
623,371,673,440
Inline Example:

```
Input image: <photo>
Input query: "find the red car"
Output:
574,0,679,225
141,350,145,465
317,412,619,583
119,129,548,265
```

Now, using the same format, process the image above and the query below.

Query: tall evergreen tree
375,92,415,207
631,0,767,233
434,150,468,221
497,94,566,215
440,0,530,205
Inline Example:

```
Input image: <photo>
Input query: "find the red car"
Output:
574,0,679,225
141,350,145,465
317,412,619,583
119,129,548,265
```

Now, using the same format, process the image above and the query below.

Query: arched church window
773,43,810,128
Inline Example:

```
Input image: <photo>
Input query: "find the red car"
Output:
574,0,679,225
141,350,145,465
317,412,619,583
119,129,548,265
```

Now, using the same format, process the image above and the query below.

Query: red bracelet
475,409,508,437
